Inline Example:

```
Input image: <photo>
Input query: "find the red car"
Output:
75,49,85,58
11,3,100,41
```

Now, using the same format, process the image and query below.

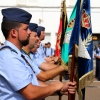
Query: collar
4,40,22,56
21,48,32,60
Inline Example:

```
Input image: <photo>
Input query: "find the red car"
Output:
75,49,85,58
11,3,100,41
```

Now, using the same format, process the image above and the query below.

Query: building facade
0,0,100,49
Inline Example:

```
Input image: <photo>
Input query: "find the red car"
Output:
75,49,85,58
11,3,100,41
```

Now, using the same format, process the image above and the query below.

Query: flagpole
68,44,76,100
59,1,64,100
59,1,65,100
60,0,67,50
58,0,68,100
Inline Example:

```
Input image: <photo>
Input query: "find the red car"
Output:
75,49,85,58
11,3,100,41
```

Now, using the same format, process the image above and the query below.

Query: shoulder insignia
0,46,18,54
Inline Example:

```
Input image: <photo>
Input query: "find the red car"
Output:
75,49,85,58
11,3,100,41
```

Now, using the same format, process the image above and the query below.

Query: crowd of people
0,8,76,100
43,42,55,57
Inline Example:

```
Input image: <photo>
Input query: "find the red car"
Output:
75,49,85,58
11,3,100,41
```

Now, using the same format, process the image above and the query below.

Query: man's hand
52,56,61,64
60,81,77,95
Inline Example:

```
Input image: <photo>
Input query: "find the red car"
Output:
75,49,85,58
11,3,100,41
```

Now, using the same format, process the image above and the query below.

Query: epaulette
0,45,18,54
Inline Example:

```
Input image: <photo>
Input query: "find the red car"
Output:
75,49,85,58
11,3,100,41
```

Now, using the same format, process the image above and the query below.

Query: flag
60,0,68,50
55,19,62,57
61,2,77,64
69,0,93,100
55,0,67,57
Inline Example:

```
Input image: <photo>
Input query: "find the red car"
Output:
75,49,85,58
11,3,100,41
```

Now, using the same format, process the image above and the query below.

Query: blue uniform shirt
0,40,39,100
45,48,54,57
37,43,46,58
31,52,46,67
21,50,41,76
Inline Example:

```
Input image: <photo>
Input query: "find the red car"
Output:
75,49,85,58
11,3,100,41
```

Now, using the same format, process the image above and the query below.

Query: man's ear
10,29,18,38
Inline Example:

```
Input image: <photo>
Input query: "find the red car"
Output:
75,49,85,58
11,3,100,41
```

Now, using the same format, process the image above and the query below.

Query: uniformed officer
22,23,68,82
0,8,76,100
37,26,60,63
0,7,39,100
21,23,42,77
37,26,46,58
45,42,54,57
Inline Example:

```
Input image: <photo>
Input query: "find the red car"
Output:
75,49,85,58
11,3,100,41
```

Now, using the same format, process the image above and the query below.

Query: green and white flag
61,2,77,64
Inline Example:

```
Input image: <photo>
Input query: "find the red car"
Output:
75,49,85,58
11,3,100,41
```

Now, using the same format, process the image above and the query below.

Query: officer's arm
37,65,65,82
19,83,55,100
39,62,58,71
44,57,54,63
38,80,49,87
19,81,64,100
94,55,100,59
44,56,60,64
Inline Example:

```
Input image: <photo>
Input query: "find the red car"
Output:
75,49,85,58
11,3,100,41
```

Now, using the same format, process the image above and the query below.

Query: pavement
45,77,100,100
45,59,100,100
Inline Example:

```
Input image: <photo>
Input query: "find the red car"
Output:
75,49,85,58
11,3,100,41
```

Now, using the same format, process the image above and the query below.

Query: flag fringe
61,58,68,71
77,70,93,100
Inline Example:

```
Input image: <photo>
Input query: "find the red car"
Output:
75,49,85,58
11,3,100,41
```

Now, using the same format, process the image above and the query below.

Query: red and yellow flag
55,0,67,57
55,19,62,57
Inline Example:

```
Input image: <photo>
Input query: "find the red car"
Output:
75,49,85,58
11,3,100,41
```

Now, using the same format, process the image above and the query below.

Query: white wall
0,0,100,48
91,9,100,33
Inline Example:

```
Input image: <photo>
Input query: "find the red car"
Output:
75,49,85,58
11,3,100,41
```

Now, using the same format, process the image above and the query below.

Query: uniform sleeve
0,53,32,91
34,57,45,68
37,46,46,58
32,61,41,76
